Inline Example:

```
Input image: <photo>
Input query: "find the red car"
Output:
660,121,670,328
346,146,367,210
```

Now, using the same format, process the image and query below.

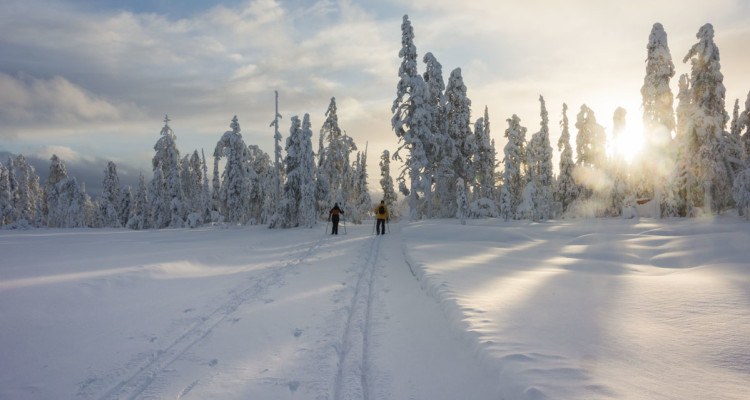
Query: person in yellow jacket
373,200,389,235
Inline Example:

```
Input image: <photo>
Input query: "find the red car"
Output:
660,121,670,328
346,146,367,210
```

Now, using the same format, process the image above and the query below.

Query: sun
610,121,644,164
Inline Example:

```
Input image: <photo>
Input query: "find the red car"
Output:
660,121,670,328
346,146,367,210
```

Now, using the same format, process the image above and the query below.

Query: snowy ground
1,217,748,399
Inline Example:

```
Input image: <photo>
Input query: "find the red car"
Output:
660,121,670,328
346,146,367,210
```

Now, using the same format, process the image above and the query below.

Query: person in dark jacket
328,203,344,235
373,200,389,235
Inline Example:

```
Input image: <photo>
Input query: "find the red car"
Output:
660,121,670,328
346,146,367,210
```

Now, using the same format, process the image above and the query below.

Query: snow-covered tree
118,186,132,227
740,91,750,159
556,104,578,215
351,147,372,224
667,74,693,216
500,115,527,221
44,154,68,227
640,23,677,216
733,168,750,219
456,177,468,225
443,68,474,217
180,150,204,220
0,161,12,226
472,106,498,214
271,114,316,228
98,161,122,228
683,23,732,214
150,115,184,228
611,108,631,216
214,116,255,225
11,155,42,226
575,104,607,169
57,177,87,228
247,144,273,224
319,97,356,215
127,173,148,230
391,14,429,221
298,114,317,228
524,96,554,221
422,51,447,218
200,149,212,222
379,150,398,218
642,23,676,146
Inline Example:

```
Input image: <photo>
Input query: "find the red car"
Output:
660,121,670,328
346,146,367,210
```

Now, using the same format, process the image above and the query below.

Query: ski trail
333,235,381,400
91,236,328,400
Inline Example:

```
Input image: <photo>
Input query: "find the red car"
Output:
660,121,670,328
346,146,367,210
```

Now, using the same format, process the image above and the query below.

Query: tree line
0,97,396,229
392,16,750,222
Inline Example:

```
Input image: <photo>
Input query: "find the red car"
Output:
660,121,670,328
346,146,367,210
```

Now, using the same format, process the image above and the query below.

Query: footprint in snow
293,328,303,337
208,359,219,367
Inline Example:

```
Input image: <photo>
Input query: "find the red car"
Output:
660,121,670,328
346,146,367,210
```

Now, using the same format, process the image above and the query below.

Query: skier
373,200,389,235
328,203,344,235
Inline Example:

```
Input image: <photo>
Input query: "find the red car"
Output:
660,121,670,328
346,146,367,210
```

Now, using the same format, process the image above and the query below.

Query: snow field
1,216,749,399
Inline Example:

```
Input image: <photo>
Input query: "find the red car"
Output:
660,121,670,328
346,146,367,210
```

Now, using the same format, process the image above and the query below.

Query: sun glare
611,122,645,164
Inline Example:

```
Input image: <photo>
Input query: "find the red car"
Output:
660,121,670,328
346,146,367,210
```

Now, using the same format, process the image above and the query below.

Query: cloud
0,73,134,128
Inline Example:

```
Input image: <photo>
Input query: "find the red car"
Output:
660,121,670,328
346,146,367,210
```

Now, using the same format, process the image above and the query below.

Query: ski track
85,236,328,400
333,235,382,400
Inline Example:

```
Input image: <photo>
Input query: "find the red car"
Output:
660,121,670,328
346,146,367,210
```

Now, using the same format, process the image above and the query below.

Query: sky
1,0,749,195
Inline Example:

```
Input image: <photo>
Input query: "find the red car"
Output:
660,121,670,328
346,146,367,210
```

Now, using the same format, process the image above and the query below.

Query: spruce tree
379,150,397,218
555,104,578,215
683,23,731,213
214,116,255,224
99,161,122,228
151,115,184,228
500,115,527,221
391,15,429,221
44,154,68,227
525,96,554,220
0,161,11,226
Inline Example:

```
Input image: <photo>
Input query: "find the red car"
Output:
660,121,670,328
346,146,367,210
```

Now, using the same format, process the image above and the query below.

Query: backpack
379,205,385,214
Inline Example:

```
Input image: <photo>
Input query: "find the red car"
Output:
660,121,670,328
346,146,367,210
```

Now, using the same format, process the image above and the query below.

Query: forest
2,17,750,230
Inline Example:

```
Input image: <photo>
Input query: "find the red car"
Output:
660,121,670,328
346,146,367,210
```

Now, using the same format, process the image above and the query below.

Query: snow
1,217,749,399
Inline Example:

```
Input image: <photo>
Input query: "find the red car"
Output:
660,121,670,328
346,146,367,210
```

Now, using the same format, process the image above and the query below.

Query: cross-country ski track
30,222,498,400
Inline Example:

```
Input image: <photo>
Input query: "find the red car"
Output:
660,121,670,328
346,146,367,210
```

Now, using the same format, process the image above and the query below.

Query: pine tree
456,177,468,225
379,150,398,218
57,177,87,228
44,154,68,227
247,144,273,224
422,52,446,218
525,96,554,221
642,23,676,147
99,161,122,228
683,23,732,213
641,23,676,215
320,97,351,210
667,74,693,216
151,115,184,228
555,103,578,215
611,108,630,216
298,114,317,228
200,149,212,222
470,107,498,217
500,115,527,221
444,68,475,216
272,115,312,228
353,146,372,224
391,15,429,221
0,161,13,226
127,174,148,230
740,91,750,159
214,116,255,224
11,155,42,226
